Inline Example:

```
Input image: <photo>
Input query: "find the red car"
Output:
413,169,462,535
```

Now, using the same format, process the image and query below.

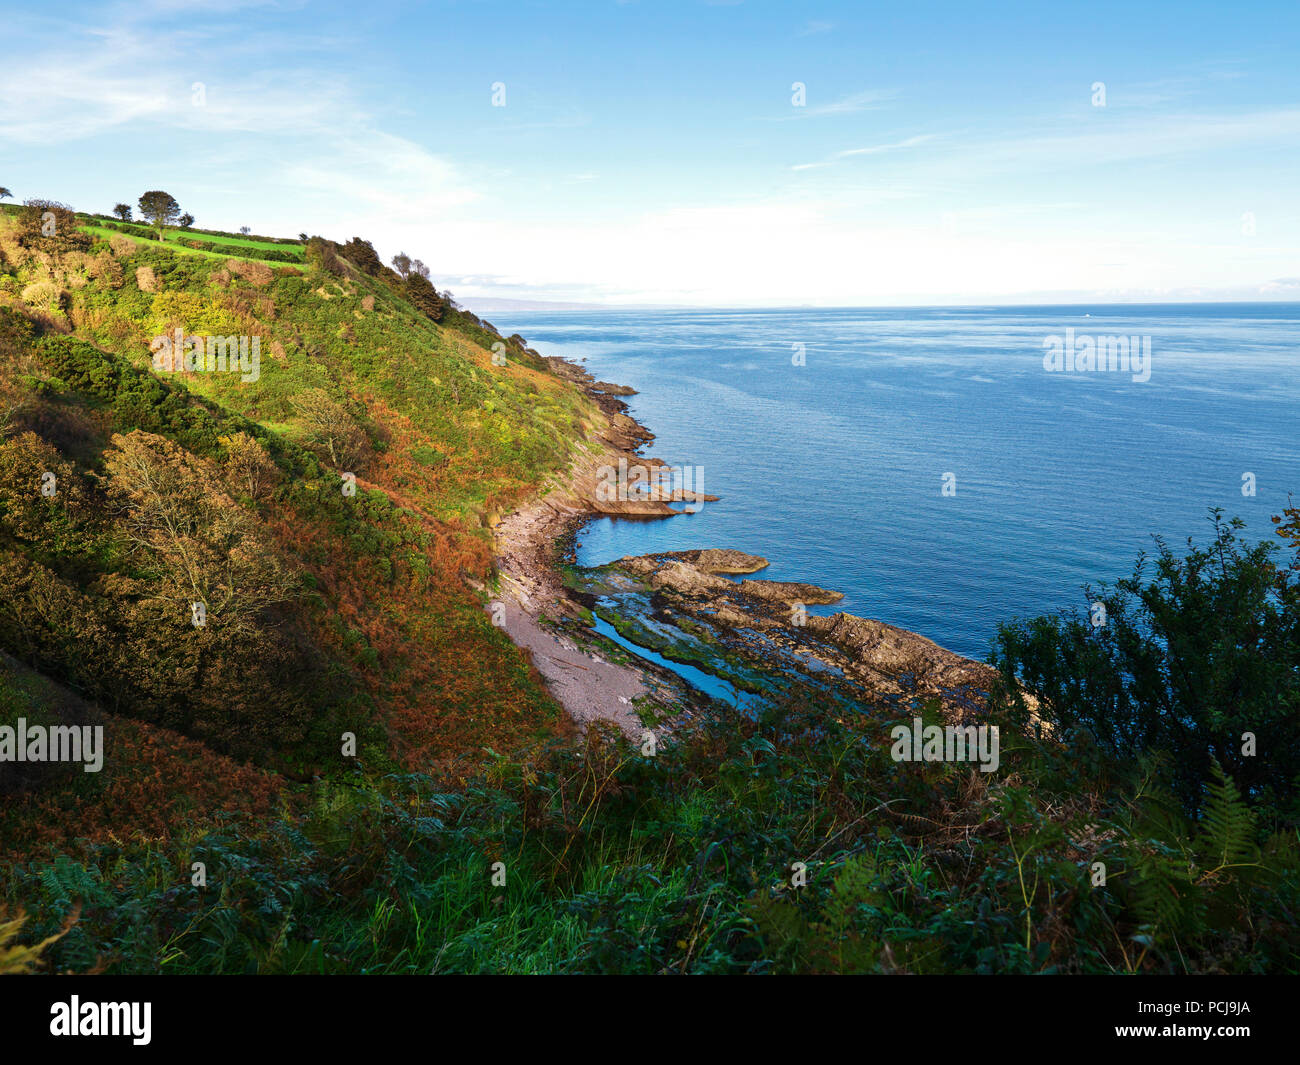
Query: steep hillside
0,199,599,853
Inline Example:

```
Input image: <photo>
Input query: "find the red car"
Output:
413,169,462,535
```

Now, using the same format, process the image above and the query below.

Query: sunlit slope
0,206,593,848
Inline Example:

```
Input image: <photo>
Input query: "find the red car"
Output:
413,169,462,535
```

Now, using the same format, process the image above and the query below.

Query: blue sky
2,0,1298,306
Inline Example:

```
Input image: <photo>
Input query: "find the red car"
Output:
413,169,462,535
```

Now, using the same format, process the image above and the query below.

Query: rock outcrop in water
738,579,844,605
683,549,770,574
802,612,998,697
576,549,1001,718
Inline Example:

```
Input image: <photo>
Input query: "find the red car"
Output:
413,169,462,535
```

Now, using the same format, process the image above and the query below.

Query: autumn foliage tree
0,431,98,559
289,389,369,470
17,199,87,252
103,430,300,634
218,431,278,502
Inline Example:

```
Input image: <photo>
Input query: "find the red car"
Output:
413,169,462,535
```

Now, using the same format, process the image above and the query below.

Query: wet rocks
603,548,1000,717
618,556,734,595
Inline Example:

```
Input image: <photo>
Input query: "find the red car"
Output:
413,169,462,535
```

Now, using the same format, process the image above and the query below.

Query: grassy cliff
0,201,595,842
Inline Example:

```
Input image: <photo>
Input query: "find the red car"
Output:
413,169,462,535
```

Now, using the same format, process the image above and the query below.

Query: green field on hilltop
81,224,305,263
0,204,305,264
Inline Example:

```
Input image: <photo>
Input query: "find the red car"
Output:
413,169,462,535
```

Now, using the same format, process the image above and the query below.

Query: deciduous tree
137,190,181,238
17,199,87,252
289,389,368,469
218,431,278,502
103,430,299,633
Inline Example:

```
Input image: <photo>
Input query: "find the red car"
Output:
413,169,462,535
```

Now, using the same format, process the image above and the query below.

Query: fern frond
1196,763,1258,875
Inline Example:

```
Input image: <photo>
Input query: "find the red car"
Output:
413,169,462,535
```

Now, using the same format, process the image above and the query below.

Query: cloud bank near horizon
2,0,1298,307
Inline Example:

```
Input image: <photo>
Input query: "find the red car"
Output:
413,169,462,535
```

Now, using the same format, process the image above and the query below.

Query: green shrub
992,510,1300,821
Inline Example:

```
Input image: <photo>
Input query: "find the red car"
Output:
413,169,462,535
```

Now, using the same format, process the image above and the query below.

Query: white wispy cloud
792,134,935,170
0,6,479,237
0,19,363,143
769,88,899,120
949,107,1300,177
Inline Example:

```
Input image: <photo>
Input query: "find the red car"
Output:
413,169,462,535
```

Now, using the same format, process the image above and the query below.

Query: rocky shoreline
581,549,1001,720
491,354,1004,733
489,355,711,735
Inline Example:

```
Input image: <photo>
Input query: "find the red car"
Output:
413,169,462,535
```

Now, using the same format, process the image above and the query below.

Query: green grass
0,204,305,263
81,223,304,264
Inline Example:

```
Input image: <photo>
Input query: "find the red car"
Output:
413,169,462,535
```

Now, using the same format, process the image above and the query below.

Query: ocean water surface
489,304,1300,662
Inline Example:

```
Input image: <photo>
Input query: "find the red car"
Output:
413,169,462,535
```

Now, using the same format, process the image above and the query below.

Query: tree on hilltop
391,252,412,278
113,203,133,221
410,258,430,280
138,190,181,238
179,213,195,229
341,237,384,276
240,226,251,235
404,272,446,321
1,188,13,201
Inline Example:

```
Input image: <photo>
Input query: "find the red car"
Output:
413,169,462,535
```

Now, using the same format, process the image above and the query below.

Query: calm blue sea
489,304,1300,662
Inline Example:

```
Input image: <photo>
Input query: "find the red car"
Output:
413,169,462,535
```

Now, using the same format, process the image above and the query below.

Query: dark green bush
992,510,1300,821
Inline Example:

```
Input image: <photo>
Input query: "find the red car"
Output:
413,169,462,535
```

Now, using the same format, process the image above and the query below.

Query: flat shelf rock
738,579,843,605
617,548,768,574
